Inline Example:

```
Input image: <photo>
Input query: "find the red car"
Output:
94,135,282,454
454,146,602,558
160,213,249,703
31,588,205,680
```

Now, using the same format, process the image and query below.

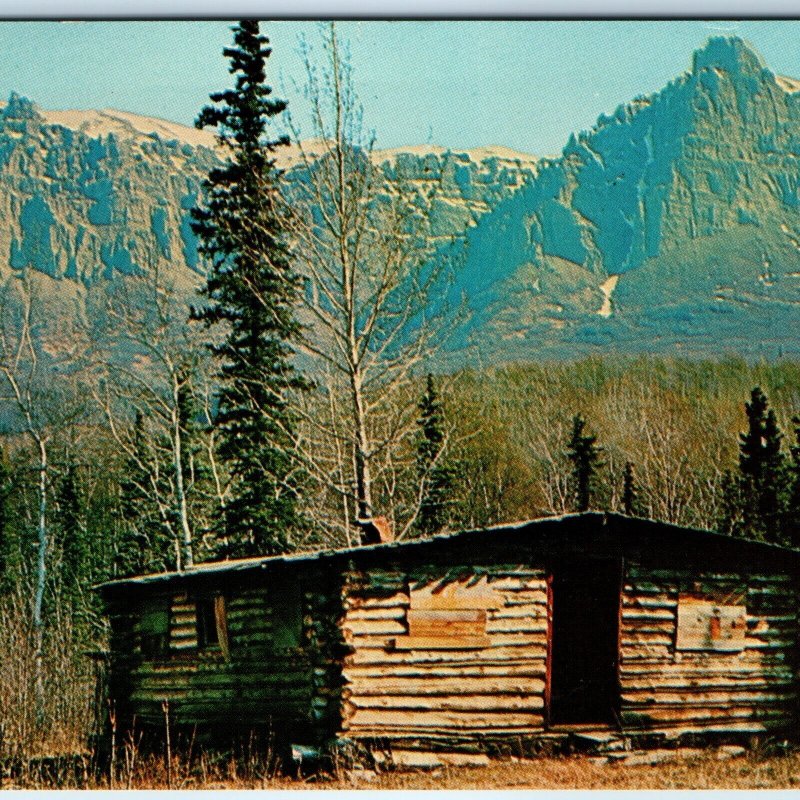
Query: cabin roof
97,511,800,597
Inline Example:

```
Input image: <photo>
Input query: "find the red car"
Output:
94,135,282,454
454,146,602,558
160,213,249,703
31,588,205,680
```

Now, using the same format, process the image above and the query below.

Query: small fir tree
566,414,602,513
622,461,640,517
192,21,307,556
0,445,12,587
56,459,86,593
786,416,800,548
415,374,454,536
737,387,787,543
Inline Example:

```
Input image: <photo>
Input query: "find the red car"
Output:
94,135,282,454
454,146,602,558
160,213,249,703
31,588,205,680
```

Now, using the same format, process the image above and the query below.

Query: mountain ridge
2,35,800,362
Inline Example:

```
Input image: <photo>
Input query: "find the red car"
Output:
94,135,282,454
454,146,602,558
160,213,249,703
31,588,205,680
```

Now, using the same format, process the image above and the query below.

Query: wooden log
623,597,677,610
348,694,545,712
348,709,544,730
391,635,492,651
344,725,546,738
622,689,795,706
620,645,672,660
346,676,546,696
347,646,547,665
346,607,407,622
485,618,547,634
621,662,794,678
624,583,677,595
485,577,547,592
488,604,547,620
343,663,547,680
620,632,674,646
620,706,791,724
345,619,407,636
623,677,794,692
502,592,548,607
408,610,487,638
347,592,410,610
622,608,677,626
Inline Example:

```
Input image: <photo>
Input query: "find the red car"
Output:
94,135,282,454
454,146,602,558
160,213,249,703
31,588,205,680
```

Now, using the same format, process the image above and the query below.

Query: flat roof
97,511,800,596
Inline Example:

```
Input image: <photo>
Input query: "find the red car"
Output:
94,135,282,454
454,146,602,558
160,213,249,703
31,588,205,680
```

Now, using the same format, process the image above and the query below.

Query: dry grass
0,586,102,762
326,751,800,791
6,748,800,790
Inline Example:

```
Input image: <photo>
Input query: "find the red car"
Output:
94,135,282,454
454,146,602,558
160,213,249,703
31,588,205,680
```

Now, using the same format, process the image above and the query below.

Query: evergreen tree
56,459,86,592
415,374,455,536
192,20,306,557
566,414,602,513
786,415,800,548
737,387,787,543
0,444,13,587
622,461,640,517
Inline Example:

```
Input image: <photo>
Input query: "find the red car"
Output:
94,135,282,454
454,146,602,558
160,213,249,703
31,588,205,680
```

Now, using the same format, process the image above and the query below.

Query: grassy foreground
6,747,800,789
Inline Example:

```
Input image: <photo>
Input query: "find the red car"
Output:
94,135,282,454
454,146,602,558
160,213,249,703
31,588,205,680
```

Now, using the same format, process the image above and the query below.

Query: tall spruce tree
737,387,787,543
566,414,602,513
192,21,306,557
415,374,454,536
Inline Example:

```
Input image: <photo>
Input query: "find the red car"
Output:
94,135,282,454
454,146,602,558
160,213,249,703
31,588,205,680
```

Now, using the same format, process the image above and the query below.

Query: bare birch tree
91,267,222,569
282,24,460,539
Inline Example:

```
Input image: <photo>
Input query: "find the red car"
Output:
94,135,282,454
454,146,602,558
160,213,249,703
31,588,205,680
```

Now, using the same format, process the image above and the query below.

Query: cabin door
547,558,622,726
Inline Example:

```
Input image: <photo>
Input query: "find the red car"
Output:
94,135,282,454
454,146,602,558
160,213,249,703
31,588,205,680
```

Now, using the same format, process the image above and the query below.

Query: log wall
620,563,799,735
340,564,549,740
106,568,345,744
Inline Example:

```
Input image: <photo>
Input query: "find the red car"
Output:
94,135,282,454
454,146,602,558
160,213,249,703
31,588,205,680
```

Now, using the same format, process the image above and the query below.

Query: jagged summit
692,36,767,77
443,36,800,361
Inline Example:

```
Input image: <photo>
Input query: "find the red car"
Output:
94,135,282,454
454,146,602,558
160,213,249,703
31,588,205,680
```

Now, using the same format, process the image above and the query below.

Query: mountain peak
692,36,766,78
2,92,42,123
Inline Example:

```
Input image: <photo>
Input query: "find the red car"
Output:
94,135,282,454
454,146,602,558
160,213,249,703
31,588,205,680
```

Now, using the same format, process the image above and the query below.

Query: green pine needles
720,386,800,546
416,374,455,536
192,21,306,557
566,413,603,513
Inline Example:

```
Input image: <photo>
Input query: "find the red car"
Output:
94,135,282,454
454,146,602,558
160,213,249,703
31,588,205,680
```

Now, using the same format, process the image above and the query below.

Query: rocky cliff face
0,94,219,287
451,36,800,360
0,96,534,295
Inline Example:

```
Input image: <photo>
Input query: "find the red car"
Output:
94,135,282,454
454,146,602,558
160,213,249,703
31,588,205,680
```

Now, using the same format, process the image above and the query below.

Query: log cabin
98,512,800,759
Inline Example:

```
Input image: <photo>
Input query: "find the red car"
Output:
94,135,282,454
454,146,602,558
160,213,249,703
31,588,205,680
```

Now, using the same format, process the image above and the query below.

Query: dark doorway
548,558,622,726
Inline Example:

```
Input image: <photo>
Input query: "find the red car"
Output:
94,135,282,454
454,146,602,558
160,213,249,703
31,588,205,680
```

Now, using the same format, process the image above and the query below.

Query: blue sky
1,21,800,155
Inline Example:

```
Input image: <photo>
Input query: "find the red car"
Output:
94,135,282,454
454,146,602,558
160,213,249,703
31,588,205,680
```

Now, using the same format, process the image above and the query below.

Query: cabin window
195,594,229,657
270,574,304,650
676,594,747,652
139,603,170,658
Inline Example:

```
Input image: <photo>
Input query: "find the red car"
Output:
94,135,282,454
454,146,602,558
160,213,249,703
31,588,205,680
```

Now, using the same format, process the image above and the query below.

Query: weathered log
348,694,545,712
348,709,544,730
345,676,546,696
